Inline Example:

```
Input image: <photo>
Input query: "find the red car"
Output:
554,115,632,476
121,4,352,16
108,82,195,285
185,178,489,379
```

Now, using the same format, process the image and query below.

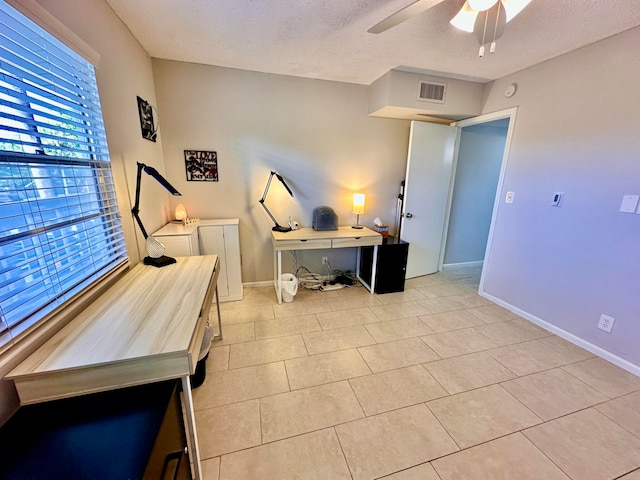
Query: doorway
442,118,509,267
450,107,518,292
400,108,517,283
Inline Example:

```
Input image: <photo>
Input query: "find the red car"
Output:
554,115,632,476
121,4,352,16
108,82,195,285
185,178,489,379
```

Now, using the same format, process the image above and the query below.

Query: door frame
440,107,518,292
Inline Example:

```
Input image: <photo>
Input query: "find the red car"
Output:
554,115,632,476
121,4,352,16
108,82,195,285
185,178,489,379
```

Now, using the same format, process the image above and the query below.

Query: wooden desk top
272,226,382,243
7,255,219,404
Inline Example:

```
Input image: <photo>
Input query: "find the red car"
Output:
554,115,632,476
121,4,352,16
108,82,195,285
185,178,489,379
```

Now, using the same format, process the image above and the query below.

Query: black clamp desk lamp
259,171,294,232
131,162,182,267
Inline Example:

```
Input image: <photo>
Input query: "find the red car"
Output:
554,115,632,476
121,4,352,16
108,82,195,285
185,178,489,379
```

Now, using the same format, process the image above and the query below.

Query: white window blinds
0,1,127,348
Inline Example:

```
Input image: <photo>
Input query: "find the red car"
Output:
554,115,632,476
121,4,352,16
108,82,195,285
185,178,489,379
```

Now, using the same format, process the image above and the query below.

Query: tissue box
373,224,389,238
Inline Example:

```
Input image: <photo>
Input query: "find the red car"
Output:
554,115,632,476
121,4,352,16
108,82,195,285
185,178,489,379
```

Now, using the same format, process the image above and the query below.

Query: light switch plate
620,195,639,213
505,191,514,204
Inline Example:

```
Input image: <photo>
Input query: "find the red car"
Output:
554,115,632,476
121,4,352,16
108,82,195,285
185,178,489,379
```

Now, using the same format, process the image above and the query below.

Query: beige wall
0,0,167,425
34,0,173,264
152,60,410,282
478,26,640,371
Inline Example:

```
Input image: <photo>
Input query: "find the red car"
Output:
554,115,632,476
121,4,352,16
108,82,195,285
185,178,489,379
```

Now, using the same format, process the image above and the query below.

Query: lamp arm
260,201,281,228
259,172,282,227
258,171,294,232
260,171,275,203
131,162,149,239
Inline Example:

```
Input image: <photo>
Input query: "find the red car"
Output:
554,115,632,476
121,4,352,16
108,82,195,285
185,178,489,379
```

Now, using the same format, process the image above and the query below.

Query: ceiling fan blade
501,0,532,22
368,0,448,34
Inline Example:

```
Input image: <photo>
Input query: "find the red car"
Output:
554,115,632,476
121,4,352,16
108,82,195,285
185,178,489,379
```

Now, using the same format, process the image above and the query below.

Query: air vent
417,80,446,103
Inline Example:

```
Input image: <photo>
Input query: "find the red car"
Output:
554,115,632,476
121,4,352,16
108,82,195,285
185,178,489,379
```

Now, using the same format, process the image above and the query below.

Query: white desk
7,255,221,480
271,226,382,304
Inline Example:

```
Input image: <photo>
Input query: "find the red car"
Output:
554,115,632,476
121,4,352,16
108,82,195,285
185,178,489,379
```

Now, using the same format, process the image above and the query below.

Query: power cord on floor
291,251,322,290
289,252,360,290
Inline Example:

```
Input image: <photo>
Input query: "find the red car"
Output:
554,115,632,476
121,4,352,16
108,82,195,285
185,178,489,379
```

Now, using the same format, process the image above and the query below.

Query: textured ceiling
105,0,640,85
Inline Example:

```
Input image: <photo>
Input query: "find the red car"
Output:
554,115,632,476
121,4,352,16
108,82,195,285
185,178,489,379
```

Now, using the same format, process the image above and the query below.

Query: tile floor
193,265,640,480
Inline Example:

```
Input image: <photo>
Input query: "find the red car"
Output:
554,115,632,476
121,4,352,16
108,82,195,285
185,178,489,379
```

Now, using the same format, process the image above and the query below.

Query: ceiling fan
368,0,533,55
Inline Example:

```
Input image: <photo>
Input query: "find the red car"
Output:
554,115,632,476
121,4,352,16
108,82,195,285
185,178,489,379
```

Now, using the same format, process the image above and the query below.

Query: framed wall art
136,96,157,142
184,150,218,182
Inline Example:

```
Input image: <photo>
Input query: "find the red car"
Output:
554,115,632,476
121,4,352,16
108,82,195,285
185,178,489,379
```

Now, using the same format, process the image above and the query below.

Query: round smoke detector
504,83,517,98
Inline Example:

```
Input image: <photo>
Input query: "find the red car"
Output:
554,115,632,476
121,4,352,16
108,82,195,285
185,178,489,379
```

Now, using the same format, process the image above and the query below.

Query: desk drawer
332,236,381,248
276,239,332,250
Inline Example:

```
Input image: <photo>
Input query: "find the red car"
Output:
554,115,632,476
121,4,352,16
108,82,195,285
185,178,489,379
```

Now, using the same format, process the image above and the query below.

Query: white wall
369,70,485,121
480,27,640,369
444,122,507,264
152,60,410,282
0,0,167,425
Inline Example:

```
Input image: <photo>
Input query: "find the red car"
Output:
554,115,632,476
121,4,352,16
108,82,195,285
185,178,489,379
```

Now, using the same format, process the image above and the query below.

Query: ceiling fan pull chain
479,9,489,57
490,1,501,53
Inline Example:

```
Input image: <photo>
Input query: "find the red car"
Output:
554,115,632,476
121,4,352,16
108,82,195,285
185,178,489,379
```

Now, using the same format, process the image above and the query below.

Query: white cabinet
151,219,242,303
198,220,243,302
151,223,200,256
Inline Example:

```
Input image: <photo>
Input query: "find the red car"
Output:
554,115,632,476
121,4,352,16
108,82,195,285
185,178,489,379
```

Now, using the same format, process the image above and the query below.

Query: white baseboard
243,280,273,288
479,291,640,378
443,261,484,269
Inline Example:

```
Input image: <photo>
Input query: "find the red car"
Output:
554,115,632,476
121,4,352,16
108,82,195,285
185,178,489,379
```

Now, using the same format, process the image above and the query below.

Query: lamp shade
175,203,187,221
468,0,498,11
352,193,365,215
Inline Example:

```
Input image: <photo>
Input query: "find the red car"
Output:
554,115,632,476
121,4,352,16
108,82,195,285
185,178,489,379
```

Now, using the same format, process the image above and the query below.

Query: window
0,2,127,349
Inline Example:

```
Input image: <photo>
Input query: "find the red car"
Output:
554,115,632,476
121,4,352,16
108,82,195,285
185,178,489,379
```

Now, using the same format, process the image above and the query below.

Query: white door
401,121,459,278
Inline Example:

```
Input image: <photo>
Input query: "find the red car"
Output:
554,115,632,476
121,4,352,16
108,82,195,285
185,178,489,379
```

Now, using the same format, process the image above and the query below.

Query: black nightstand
360,236,409,294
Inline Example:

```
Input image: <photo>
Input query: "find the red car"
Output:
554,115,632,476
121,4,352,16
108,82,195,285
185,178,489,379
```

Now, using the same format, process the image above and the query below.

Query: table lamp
174,203,187,222
352,193,365,229
131,162,182,267
259,171,294,232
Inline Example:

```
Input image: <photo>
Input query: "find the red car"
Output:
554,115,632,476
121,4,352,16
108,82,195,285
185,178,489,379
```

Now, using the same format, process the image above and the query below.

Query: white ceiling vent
417,80,446,104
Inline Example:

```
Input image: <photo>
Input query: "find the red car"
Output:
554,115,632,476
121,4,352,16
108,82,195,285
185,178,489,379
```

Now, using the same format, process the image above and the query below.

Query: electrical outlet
322,256,328,265
597,314,615,333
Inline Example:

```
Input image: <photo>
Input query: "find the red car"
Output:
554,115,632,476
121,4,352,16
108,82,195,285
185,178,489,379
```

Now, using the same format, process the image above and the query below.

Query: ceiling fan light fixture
501,0,532,22
450,1,479,33
468,0,499,12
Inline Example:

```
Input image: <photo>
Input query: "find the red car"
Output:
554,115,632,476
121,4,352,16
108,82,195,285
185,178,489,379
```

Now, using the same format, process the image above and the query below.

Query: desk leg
274,249,283,304
370,245,378,294
182,375,202,480
213,285,223,340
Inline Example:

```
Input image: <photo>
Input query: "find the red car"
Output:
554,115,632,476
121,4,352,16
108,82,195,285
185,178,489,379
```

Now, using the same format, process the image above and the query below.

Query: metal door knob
404,213,413,218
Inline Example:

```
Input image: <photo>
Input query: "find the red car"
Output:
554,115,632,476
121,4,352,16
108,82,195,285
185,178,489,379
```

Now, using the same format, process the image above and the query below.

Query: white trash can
280,273,299,303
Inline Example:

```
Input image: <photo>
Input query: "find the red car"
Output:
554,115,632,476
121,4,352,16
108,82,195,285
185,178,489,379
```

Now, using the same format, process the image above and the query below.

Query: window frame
0,0,129,355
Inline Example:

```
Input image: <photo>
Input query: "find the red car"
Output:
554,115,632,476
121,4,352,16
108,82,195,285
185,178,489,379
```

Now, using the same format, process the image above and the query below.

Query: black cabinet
0,380,190,480
360,236,409,294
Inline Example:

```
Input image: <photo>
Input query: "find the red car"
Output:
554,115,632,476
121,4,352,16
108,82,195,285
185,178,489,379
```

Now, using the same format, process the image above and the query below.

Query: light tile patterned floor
194,265,640,480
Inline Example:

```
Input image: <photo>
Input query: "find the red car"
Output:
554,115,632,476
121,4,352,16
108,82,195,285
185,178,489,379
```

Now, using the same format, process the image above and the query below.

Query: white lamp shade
175,203,187,220
450,1,479,32
352,193,365,214
468,0,498,11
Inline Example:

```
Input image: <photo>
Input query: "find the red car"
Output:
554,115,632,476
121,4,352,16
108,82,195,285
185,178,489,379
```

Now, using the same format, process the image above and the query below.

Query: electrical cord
289,252,361,290
291,251,322,290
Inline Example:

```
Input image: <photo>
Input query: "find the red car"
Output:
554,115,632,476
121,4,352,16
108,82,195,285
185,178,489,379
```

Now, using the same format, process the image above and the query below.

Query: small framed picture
184,150,218,182
136,96,156,142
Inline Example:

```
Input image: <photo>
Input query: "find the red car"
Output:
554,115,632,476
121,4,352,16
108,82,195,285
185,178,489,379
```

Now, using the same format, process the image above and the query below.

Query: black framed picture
184,150,218,182
136,96,156,142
